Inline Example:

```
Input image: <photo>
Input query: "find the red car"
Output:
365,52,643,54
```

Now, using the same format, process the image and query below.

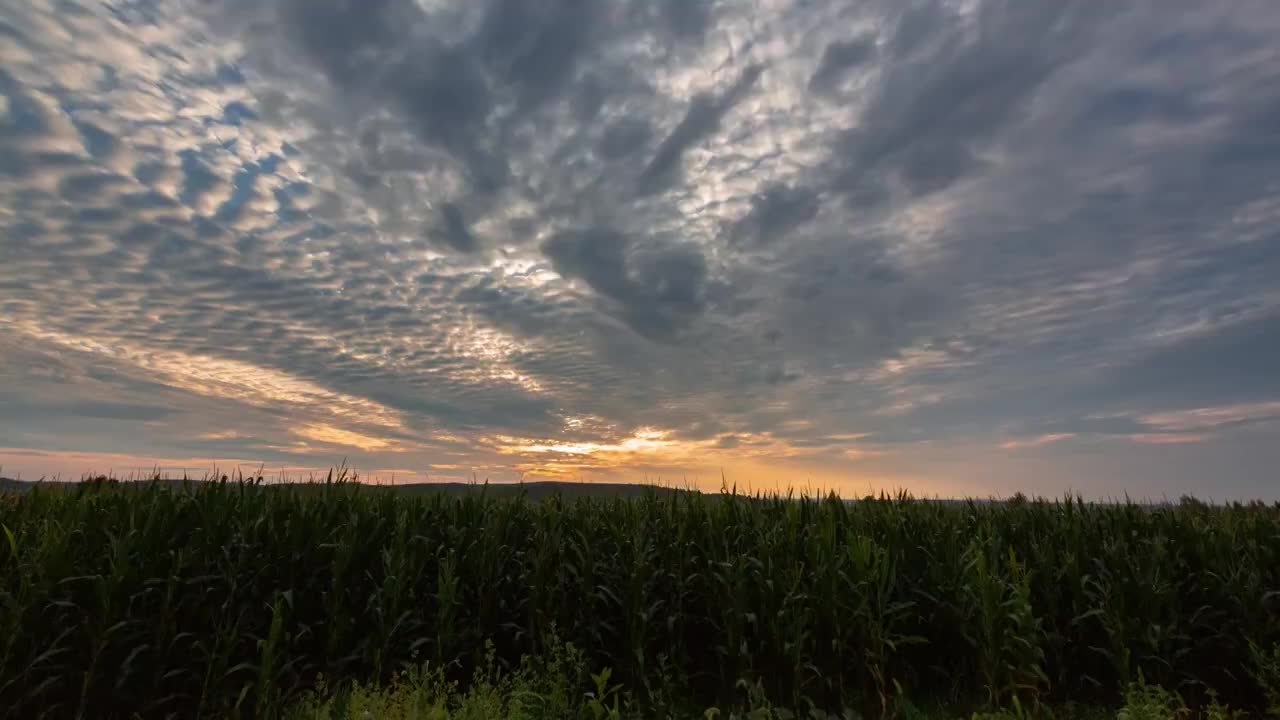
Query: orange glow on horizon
0,444,951,498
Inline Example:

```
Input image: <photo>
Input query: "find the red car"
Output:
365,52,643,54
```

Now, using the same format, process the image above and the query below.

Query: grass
1,474,1278,719
288,660,1252,720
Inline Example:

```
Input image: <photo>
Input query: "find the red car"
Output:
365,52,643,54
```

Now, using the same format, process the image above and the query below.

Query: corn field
1,480,1278,719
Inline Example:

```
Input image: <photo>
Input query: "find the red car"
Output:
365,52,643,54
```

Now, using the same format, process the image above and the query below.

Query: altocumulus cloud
1,0,1280,497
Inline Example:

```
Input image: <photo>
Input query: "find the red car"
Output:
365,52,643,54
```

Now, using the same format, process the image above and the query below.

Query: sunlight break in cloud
293,424,396,452
10,323,405,430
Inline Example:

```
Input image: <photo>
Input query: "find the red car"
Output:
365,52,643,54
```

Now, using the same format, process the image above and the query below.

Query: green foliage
0,480,1277,719
288,639,625,720
1249,641,1280,717
1202,691,1248,720
1116,677,1187,720
962,541,1048,710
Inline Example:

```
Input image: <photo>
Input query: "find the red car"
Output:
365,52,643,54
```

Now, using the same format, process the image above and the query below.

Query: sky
1,0,1279,499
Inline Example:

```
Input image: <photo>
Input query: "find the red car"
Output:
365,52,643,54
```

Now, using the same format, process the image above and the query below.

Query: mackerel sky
2,0,1279,498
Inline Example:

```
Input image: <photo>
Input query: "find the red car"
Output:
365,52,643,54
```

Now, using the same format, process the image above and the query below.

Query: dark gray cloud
829,1,1102,203
730,184,821,246
598,117,652,160
542,228,709,341
808,35,876,94
656,0,713,42
637,63,764,194
1091,313,1280,410
1,0,1279,495
436,203,479,253
261,0,618,200
0,393,177,423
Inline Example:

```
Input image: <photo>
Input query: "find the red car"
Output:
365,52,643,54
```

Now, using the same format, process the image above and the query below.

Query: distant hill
0,476,691,500
388,480,691,501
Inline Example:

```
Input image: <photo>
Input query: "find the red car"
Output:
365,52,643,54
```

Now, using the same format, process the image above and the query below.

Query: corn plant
0,478,1277,719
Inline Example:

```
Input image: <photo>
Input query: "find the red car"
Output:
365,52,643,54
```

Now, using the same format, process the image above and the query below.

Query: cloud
542,228,709,341
730,183,821,246
808,35,877,94
655,0,713,42
598,117,652,160
1000,434,1074,450
1090,313,1280,409
294,424,395,452
1127,433,1208,446
826,2,1101,204
1,0,1279,496
637,63,764,195
436,202,479,253
1140,401,1280,434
